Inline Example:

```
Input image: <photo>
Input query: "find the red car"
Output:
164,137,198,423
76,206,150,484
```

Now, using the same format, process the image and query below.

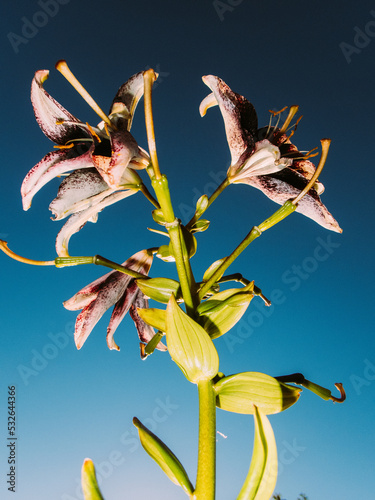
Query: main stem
194,379,216,500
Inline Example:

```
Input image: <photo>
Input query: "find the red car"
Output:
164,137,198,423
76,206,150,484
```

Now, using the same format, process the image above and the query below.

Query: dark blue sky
1,1,375,499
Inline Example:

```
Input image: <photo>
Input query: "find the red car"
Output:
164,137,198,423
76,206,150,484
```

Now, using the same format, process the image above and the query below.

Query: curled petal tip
331,383,346,403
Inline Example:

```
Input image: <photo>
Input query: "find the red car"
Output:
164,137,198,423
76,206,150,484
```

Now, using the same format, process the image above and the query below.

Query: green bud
136,278,182,304
81,459,104,500
152,209,167,226
195,194,209,218
202,258,226,282
133,417,194,495
166,295,219,383
197,287,254,339
214,372,301,415
190,219,210,233
156,244,175,262
137,307,167,332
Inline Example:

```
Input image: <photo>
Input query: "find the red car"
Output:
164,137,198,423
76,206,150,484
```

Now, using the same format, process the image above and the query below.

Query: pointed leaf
137,307,167,332
81,459,104,500
214,372,301,414
237,407,278,500
197,288,254,339
166,295,219,383
136,278,182,304
133,417,194,495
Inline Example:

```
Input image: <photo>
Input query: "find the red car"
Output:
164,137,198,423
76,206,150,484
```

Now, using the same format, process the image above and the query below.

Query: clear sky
1,1,375,499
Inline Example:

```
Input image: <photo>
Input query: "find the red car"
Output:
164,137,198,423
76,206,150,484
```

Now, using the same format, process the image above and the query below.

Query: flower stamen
55,60,113,128
278,105,299,134
292,138,331,205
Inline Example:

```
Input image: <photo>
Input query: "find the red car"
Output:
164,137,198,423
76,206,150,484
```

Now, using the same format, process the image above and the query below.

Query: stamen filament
0,240,55,266
278,105,299,134
292,139,331,205
55,60,112,127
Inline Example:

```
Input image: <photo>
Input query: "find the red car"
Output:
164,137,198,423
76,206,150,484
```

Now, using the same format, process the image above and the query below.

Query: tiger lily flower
21,63,151,255
63,249,167,356
200,75,342,233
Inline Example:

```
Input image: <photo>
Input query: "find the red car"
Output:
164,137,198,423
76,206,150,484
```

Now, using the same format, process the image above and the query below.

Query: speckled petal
21,144,95,210
55,189,138,257
93,119,139,188
31,70,89,144
201,75,258,168
129,291,167,355
109,72,146,131
239,169,342,233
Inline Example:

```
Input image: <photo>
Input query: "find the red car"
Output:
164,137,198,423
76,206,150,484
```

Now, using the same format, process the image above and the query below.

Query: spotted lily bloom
200,75,342,233
63,249,167,356
22,63,150,255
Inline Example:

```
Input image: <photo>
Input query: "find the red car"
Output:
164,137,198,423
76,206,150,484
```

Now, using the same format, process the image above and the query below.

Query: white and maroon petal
106,281,139,351
72,273,132,349
55,188,138,257
49,169,110,220
241,170,342,233
93,121,139,188
229,140,292,180
21,144,95,210
31,70,89,144
201,75,258,168
129,291,167,355
109,72,146,131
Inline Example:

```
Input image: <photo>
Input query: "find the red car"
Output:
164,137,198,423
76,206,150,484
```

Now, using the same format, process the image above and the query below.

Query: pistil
55,60,112,127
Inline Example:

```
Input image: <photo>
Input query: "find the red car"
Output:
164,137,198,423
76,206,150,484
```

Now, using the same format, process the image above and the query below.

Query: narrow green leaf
214,372,301,414
133,417,194,496
166,295,219,383
81,459,104,500
237,407,278,500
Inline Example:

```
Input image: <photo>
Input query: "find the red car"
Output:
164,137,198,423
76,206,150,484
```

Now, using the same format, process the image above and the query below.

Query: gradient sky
1,1,375,499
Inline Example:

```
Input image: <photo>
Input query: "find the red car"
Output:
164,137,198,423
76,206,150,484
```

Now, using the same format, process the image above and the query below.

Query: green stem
152,176,197,316
198,201,297,301
194,379,216,500
140,184,160,209
186,178,230,230
198,226,261,301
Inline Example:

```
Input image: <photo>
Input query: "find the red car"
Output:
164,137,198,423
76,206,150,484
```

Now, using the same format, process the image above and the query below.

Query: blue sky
1,1,375,499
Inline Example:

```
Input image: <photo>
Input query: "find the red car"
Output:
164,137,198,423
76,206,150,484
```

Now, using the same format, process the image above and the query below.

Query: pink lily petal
55,188,138,257
241,170,342,233
31,70,89,144
21,144,95,210
109,72,146,131
201,75,258,168
129,291,167,356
